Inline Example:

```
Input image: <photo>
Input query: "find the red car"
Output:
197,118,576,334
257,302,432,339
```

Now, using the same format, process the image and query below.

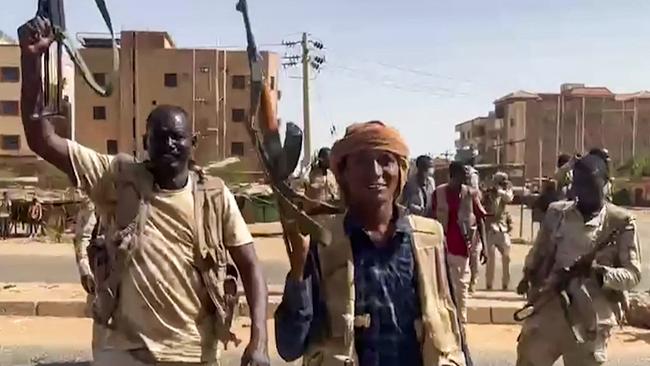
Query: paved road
0,206,649,290
1,317,649,366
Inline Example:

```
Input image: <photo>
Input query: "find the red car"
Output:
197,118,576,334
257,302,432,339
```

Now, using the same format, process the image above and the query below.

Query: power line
326,63,469,98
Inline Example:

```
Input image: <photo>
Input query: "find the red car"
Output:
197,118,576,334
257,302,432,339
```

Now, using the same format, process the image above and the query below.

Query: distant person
0,192,12,239
303,147,340,213
432,161,486,322
401,155,436,216
464,157,482,292
483,172,514,291
27,197,42,238
465,152,480,191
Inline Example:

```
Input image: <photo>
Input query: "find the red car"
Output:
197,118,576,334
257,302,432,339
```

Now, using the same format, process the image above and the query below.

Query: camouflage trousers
485,229,511,290
516,297,611,366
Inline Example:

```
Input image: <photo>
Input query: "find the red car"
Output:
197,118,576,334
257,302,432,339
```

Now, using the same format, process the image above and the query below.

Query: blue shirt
274,210,422,366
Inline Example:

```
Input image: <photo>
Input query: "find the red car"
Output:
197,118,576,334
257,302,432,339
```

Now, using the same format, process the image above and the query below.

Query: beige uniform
67,141,253,366
517,201,641,366
485,187,514,290
304,166,339,212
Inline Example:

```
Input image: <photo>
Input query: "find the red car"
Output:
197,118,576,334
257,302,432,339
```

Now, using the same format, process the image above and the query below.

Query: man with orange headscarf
275,121,468,366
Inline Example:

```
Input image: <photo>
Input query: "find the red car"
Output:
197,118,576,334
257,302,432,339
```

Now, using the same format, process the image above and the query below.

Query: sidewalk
0,282,526,325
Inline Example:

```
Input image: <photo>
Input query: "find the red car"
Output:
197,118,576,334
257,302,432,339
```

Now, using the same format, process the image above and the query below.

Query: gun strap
49,0,119,98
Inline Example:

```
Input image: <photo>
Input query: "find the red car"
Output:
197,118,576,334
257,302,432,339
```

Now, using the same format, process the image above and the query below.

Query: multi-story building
0,31,74,184
457,83,650,179
75,31,280,170
455,112,503,163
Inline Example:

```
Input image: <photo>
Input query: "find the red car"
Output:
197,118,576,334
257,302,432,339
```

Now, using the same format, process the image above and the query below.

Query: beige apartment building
0,43,28,158
75,31,280,170
456,83,650,179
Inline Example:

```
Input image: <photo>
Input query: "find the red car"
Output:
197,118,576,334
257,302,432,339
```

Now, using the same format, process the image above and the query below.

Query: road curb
0,299,524,325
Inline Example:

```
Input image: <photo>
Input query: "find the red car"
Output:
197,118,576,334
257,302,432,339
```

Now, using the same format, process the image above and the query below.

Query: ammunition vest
88,154,239,345
435,184,476,237
302,214,465,366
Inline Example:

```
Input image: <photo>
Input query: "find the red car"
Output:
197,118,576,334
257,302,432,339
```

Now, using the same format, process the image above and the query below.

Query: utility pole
282,33,326,171
301,32,311,170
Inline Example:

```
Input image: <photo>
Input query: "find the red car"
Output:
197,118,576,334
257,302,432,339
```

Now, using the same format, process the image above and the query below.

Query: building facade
74,31,280,170
456,84,650,179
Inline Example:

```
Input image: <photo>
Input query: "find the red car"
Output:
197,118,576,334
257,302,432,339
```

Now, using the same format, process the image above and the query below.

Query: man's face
318,151,330,169
146,112,193,173
573,168,605,212
342,149,400,207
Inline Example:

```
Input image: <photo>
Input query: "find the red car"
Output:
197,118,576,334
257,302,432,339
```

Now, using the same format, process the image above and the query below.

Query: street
1,317,649,366
2,206,648,290
0,206,649,365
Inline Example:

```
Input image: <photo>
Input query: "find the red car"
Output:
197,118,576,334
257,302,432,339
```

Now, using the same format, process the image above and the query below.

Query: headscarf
330,121,410,198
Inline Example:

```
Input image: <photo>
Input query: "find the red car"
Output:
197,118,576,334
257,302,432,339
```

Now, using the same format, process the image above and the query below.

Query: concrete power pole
301,32,312,170
282,33,326,172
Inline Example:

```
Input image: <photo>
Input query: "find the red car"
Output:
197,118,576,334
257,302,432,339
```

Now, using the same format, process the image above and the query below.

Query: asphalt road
0,206,649,290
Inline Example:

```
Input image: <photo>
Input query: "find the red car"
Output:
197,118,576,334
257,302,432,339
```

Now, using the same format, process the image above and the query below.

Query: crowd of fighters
18,14,642,366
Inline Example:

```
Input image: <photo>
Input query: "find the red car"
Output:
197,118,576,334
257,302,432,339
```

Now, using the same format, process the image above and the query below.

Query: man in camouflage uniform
304,147,339,213
483,172,514,291
516,154,641,366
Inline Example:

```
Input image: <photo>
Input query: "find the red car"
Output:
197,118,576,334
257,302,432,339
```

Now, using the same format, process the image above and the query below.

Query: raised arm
18,17,74,181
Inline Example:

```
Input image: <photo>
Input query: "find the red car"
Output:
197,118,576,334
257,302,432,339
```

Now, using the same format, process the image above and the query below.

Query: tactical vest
88,154,239,345
435,184,476,236
302,214,465,366
530,201,636,327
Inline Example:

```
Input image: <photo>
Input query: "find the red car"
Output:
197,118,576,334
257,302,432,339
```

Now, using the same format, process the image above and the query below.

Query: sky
5,0,650,158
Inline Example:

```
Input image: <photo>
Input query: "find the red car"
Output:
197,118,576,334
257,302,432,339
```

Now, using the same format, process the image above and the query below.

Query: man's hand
286,219,310,282
241,341,270,366
80,274,95,295
516,278,529,296
18,17,55,58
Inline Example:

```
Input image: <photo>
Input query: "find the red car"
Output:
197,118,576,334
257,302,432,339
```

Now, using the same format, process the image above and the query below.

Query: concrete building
74,31,280,170
456,83,650,179
0,32,74,164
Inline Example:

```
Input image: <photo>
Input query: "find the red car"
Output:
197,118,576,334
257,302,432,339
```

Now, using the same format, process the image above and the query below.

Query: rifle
514,226,621,343
34,0,118,119
235,0,342,256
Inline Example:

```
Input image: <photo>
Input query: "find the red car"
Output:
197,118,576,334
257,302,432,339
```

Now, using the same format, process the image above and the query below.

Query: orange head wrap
330,121,410,199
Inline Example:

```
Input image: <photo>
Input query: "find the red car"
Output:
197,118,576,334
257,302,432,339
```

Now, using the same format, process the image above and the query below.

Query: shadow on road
618,328,650,344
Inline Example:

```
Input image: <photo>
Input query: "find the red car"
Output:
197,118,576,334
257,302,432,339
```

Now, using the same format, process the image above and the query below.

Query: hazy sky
5,0,650,157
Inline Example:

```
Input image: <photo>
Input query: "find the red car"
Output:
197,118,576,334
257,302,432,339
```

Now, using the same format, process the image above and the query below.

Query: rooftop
494,90,541,104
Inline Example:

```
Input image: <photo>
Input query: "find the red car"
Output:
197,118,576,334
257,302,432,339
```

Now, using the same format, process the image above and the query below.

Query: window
270,76,276,90
0,101,19,116
232,108,246,122
93,106,107,120
106,140,118,155
231,142,245,156
164,73,178,87
1,135,20,151
232,75,246,89
0,67,19,83
510,118,515,127
92,72,106,87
